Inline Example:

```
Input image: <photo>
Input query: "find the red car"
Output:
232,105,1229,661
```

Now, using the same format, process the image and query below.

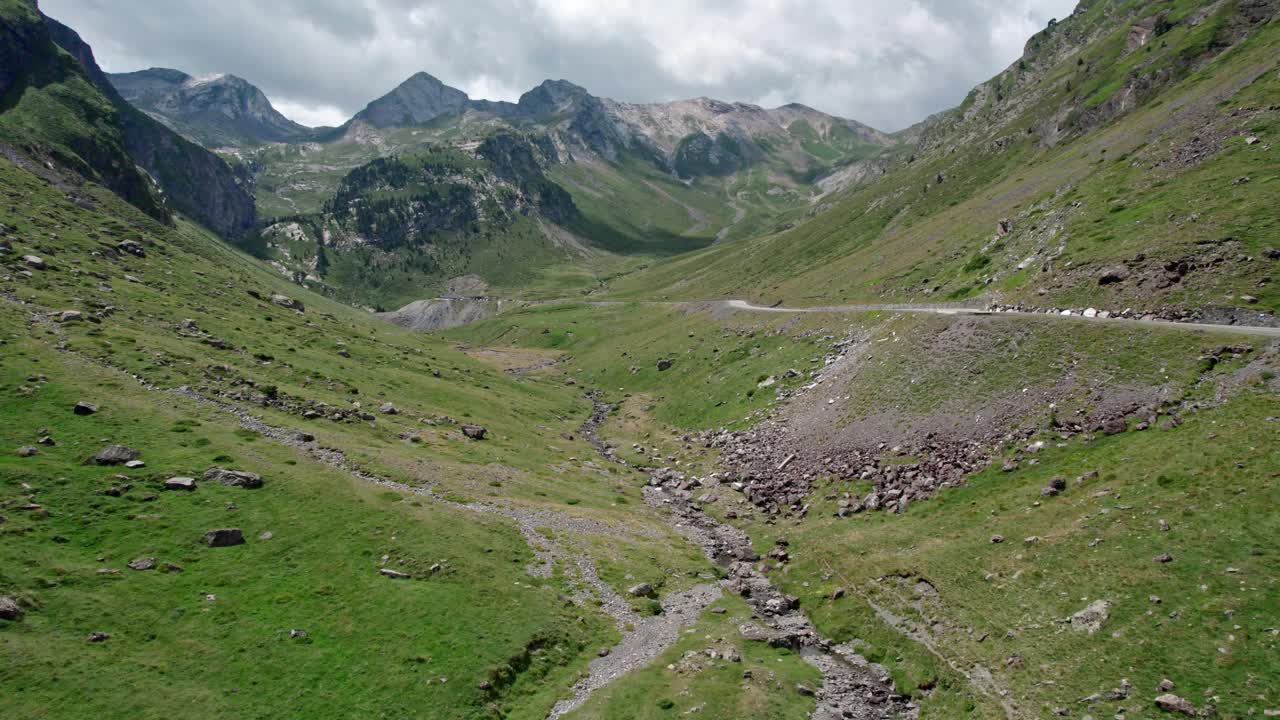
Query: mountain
259,131,585,307
0,0,166,220
4,2,1280,719
612,0,1280,323
40,17,256,238
349,71,475,128
109,67,307,146
341,74,894,179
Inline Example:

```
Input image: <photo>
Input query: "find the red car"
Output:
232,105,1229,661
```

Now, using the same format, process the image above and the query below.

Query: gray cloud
39,0,1077,131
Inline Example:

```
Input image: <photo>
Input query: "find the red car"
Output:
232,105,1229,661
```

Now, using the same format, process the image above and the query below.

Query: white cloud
40,0,1078,131
270,99,351,128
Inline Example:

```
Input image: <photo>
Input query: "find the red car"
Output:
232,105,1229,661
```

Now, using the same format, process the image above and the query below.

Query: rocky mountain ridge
109,67,307,146
43,17,256,238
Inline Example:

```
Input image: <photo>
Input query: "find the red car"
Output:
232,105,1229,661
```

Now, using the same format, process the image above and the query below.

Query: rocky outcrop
43,15,256,239
376,298,495,332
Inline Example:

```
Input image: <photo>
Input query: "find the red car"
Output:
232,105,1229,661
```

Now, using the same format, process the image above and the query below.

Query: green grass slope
0,150,745,717
608,0,1279,320
445,298,1278,717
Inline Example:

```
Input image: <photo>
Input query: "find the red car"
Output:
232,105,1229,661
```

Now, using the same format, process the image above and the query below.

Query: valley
2,0,1278,718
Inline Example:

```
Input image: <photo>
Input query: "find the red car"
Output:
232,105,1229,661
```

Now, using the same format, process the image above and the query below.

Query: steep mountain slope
610,0,1280,322
0,0,166,220
42,18,257,239
109,67,307,146
259,132,591,307
0,2,256,240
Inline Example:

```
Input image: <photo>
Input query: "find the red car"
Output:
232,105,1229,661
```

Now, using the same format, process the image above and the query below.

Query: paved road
719,299,1280,338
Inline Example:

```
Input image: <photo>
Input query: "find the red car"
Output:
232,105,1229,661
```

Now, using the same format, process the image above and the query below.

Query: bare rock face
204,528,245,547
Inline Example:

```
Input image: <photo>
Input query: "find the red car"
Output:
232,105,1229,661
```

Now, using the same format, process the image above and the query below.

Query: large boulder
1070,599,1111,634
462,425,487,440
73,401,99,415
1097,265,1130,285
164,477,197,491
628,583,656,598
1154,694,1197,716
203,467,263,488
0,596,21,620
90,445,140,466
271,294,305,312
204,528,245,547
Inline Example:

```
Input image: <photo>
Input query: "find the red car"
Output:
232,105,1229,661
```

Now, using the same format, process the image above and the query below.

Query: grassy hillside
0,152,755,718
444,298,1279,718
608,1,1279,320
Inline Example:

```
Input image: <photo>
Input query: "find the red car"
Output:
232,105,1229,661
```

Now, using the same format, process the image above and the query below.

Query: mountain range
2,1,1278,718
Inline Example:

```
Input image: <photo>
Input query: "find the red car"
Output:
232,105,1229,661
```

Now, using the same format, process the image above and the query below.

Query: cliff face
42,15,257,239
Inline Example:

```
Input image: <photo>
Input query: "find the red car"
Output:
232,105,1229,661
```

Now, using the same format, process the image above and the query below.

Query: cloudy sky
41,0,1077,131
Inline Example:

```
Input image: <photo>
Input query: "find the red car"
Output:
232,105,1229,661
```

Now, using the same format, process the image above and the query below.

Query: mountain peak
353,71,471,128
516,78,593,117
109,66,306,145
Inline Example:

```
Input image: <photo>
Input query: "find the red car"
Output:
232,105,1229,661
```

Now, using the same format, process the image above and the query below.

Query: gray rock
1070,599,1111,634
1098,265,1130,285
164,477,197,491
204,528,245,547
1154,553,1174,563
91,445,139,466
22,255,46,269
379,402,398,415
127,557,157,571
57,310,82,323
657,359,674,371
462,425,487,440
379,568,410,579
628,583,656,598
16,446,38,457
0,596,21,620
87,631,110,642
203,467,263,488
271,294,305,312
1154,694,1197,715
73,401,99,415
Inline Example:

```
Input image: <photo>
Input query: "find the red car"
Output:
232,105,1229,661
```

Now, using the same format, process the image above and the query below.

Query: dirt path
715,200,748,243
719,300,1280,337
